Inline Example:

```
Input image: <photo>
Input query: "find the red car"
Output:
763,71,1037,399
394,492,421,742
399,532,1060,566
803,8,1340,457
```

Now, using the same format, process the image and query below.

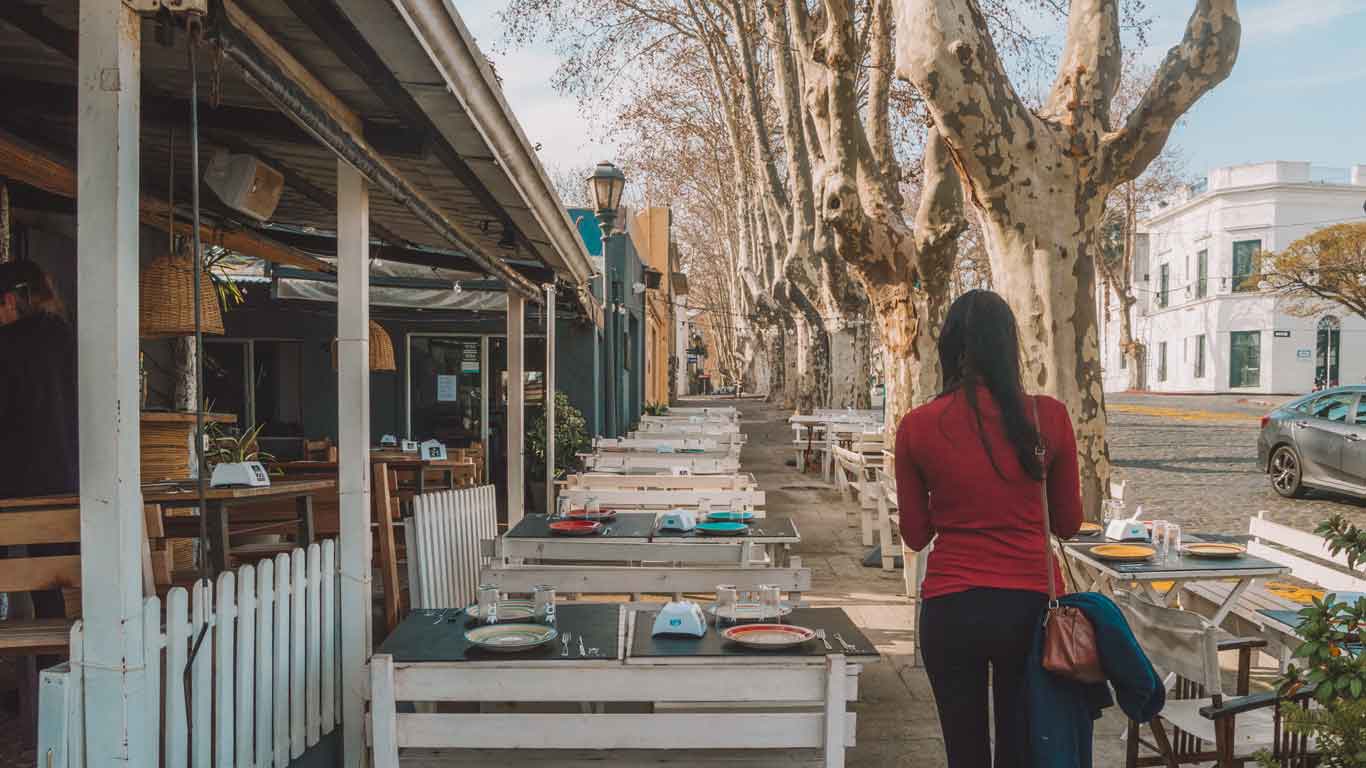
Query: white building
1101,161,1366,395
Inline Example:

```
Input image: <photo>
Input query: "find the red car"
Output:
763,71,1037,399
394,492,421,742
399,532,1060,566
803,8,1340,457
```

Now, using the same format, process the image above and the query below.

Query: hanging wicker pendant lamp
139,250,225,338
331,319,397,372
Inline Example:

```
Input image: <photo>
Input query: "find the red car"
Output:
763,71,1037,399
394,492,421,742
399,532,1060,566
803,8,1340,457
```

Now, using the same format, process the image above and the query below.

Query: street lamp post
588,161,626,436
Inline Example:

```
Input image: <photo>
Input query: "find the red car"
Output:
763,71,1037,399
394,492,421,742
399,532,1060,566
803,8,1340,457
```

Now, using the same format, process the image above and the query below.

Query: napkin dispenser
657,510,697,532
420,439,448,460
1105,520,1149,542
379,434,399,447
652,601,707,637
209,461,271,488
401,439,420,453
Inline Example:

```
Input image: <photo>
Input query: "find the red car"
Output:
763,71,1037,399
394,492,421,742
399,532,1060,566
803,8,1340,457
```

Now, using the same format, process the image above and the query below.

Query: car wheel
1270,445,1306,498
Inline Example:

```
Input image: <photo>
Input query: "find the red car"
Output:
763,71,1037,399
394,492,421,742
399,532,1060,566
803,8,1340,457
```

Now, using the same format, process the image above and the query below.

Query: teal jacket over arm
1026,592,1165,768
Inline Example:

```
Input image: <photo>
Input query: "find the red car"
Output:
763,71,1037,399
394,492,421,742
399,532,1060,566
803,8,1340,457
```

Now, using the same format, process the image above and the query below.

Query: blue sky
460,0,1366,181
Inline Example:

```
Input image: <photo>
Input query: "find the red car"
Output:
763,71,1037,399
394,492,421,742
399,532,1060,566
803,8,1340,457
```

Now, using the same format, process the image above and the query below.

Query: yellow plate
1183,542,1246,559
1078,522,1103,535
1090,544,1155,562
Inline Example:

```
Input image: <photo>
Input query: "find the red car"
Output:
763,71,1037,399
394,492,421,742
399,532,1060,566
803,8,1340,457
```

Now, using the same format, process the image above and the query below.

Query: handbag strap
1032,396,1058,605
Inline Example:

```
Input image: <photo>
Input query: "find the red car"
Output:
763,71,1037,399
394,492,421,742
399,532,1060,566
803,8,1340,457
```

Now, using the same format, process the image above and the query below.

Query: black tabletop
379,603,621,663
630,607,879,658
506,513,799,541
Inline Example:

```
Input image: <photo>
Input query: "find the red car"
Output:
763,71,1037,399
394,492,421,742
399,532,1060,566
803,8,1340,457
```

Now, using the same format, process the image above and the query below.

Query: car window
1310,393,1356,423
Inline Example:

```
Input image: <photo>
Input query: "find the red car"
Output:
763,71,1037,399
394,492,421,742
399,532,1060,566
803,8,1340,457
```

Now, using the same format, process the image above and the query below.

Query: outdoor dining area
370,403,882,766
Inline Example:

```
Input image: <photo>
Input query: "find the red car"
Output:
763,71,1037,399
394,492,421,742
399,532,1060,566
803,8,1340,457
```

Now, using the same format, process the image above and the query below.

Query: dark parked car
1259,386,1366,498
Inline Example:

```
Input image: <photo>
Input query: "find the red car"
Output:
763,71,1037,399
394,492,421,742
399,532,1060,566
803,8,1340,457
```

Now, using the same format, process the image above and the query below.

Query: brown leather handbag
1034,398,1105,685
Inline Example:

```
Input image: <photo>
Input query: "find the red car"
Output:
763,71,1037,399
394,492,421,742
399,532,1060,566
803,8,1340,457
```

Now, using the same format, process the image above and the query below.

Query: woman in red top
895,290,1083,768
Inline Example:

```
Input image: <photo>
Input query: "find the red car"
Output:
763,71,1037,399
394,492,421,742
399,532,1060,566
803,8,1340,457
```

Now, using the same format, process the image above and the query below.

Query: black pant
921,588,1049,768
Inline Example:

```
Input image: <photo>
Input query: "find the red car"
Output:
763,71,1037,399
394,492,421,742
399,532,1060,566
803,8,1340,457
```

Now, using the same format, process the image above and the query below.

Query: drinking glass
696,496,712,516
1151,520,1169,561
533,584,557,626
716,584,739,626
556,494,571,518
1101,499,1123,527
759,584,782,623
477,584,500,625
586,496,601,517
729,496,745,515
1166,524,1183,561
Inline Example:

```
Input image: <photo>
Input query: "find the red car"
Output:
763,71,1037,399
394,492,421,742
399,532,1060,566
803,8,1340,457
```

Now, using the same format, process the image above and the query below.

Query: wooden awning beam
0,127,330,272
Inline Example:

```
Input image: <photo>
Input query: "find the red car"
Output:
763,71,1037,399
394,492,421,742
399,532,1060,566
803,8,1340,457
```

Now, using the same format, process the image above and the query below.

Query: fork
815,628,833,651
834,632,856,652
561,632,572,657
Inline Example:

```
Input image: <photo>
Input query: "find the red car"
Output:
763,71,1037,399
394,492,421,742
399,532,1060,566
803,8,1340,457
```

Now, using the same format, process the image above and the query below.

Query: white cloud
1236,0,1366,43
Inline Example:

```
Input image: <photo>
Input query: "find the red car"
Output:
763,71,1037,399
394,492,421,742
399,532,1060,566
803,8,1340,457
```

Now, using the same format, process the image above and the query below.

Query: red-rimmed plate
721,623,816,650
563,508,619,521
549,519,603,536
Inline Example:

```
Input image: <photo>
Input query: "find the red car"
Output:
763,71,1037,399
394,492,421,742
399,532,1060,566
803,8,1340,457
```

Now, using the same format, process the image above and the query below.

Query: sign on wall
436,374,459,402
1274,330,1292,338
1297,349,1313,359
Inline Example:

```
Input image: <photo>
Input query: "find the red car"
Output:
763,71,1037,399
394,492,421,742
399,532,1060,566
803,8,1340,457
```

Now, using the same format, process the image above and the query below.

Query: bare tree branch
1103,0,1240,182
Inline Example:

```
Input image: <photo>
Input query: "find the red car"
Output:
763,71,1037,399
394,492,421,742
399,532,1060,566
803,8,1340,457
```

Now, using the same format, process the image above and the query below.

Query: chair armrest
1200,686,1316,721
1217,636,1269,652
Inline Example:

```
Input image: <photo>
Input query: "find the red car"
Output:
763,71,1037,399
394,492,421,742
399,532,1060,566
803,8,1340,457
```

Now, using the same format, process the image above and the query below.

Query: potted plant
1259,515,1366,767
204,422,280,487
526,392,590,514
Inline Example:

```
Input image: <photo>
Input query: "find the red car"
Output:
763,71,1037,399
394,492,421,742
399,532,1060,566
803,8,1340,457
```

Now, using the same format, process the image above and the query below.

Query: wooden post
336,159,371,767
507,291,525,526
544,283,556,516
76,1,150,762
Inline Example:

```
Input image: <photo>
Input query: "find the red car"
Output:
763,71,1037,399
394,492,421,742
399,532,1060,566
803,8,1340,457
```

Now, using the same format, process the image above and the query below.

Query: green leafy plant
643,402,668,416
527,391,589,479
204,422,281,473
1258,515,1366,766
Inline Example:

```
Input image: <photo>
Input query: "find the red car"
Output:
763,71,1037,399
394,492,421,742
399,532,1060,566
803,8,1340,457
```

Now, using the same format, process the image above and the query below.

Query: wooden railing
39,540,342,767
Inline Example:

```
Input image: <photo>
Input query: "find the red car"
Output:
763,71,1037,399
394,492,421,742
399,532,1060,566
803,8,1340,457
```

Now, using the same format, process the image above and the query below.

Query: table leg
1211,579,1253,627
417,468,426,496
296,494,316,546
207,501,230,574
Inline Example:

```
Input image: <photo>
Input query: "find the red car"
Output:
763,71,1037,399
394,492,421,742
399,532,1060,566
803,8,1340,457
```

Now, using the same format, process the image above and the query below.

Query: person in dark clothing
0,260,79,620
895,290,1085,768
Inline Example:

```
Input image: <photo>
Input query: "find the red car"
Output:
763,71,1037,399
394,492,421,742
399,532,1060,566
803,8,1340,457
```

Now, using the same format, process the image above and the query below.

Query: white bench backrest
565,473,756,491
560,488,765,510
595,437,724,452
410,486,499,609
1250,512,1366,593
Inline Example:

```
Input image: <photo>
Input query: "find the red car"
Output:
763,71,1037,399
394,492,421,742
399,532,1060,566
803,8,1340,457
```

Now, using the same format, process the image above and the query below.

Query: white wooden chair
404,486,499,610
1116,593,1318,768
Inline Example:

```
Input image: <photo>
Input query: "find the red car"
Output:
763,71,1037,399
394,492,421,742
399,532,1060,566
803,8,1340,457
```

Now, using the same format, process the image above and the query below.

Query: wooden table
1063,535,1291,626
2,480,335,574
369,604,876,766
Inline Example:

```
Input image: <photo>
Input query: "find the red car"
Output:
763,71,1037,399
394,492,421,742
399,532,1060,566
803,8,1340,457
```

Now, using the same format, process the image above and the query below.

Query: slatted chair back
560,488,765,511
304,438,337,462
1116,592,1223,699
409,486,498,610
564,473,757,491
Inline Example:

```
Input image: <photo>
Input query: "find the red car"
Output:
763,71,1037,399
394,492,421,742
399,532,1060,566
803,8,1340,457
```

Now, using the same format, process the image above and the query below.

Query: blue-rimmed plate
696,521,748,536
707,511,755,523
464,623,558,652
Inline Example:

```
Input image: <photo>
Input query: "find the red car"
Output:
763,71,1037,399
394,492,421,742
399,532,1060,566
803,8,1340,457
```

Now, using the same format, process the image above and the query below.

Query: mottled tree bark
898,0,1241,516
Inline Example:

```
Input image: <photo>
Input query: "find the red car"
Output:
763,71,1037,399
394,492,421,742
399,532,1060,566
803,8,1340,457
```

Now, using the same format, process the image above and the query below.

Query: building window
1196,250,1208,298
1158,264,1170,308
1194,334,1206,378
1158,341,1168,382
1232,240,1261,292
203,339,306,458
1230,331,1261,388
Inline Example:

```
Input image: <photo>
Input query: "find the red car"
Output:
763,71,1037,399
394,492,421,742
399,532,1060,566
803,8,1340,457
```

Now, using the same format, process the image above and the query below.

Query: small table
369,605,876,765
501,512,801,567
1064,537,1291,626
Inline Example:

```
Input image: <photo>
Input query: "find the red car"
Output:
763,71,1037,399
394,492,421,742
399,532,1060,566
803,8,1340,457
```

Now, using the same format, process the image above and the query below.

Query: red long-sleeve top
895,386,1083,600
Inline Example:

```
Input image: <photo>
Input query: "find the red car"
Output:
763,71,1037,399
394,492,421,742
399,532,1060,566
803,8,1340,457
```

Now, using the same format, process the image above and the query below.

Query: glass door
408,335,484,447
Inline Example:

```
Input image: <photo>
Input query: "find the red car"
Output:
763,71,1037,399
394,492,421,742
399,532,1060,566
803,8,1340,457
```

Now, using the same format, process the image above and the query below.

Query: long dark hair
937,289,1042,481
0,260,66,319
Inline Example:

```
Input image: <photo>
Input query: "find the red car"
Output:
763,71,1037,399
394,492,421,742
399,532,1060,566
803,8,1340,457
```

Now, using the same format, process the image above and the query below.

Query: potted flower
204,422,280,487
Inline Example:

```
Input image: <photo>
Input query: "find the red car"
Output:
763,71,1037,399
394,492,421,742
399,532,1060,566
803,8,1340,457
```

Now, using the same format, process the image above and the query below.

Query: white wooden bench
478,562,811,604
594,437,729,453
830,434,886,539
559,488,766,512
628,429,747,446
562,473,758,491
1182,511,1366,667
369,637,860,767
583,454,742,475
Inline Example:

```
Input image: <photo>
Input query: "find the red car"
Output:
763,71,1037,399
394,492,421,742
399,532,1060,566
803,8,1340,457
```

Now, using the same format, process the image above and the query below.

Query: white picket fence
39,540,341,768
407,485,498,610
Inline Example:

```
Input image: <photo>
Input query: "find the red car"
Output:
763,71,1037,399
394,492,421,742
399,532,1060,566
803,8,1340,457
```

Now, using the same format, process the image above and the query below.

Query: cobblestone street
1108,393,1366,536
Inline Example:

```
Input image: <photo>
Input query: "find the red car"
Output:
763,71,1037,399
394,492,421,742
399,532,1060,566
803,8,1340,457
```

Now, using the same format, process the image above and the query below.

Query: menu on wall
436,374,459,402
461,343,481,374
